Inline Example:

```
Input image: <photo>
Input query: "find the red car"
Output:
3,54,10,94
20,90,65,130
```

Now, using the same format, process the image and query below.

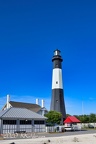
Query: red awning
64,116,80,123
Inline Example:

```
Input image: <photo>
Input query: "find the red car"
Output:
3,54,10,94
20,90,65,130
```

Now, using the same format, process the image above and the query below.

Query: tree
44,111,62,125
68,114,96,123
74,115,89,123
89,113,96,122
66,114,71,117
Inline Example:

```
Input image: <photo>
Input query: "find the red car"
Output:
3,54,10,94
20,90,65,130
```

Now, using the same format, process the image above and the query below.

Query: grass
81,127,96,130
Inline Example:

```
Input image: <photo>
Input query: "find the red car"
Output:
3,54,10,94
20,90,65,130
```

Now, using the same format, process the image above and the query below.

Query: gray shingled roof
0,107,47,119
0,109,8,117
9,101,41,112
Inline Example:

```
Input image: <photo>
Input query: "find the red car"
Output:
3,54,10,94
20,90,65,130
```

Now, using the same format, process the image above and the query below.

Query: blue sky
0,0,96,115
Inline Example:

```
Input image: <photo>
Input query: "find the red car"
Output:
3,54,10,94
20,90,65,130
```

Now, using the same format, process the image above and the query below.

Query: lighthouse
50,49,66,120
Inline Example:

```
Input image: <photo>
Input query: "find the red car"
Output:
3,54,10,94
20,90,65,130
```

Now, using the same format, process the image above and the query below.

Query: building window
34,120,44,125
56,100,58,102
56,81,58,84
20,120,31,125
3,120,16,125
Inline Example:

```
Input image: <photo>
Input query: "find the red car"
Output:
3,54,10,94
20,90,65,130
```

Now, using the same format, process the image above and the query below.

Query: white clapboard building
0,107,47,134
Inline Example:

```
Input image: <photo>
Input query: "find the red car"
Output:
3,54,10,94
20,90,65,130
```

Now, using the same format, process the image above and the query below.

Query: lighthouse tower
50,49,66,120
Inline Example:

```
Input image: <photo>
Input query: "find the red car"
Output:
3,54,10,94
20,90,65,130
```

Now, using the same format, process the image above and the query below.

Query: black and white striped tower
50,49,66,120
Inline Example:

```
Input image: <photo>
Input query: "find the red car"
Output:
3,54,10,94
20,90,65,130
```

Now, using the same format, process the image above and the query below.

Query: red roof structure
64,116,80,123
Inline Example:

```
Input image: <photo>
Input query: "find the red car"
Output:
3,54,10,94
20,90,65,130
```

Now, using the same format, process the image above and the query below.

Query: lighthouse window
56,100,58,102
56,64,58,67
56,81,58,84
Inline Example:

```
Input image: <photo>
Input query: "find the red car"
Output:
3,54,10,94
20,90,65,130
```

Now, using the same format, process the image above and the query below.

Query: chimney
36,99,39,105
41,99,44,108
7,94,10,109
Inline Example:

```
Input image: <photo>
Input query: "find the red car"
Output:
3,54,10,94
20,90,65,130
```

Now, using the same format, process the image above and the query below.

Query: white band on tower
52,68,63,89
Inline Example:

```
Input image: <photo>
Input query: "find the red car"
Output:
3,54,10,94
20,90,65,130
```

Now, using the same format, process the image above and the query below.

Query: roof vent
36,99,39,105
41,99,44,108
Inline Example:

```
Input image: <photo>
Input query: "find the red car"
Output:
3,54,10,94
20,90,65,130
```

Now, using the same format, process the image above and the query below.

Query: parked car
88,124,94,128
64,126,74,131
55,125,74,132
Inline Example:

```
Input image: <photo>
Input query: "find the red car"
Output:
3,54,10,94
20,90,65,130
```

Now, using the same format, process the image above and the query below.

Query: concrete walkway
0,133,96,144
